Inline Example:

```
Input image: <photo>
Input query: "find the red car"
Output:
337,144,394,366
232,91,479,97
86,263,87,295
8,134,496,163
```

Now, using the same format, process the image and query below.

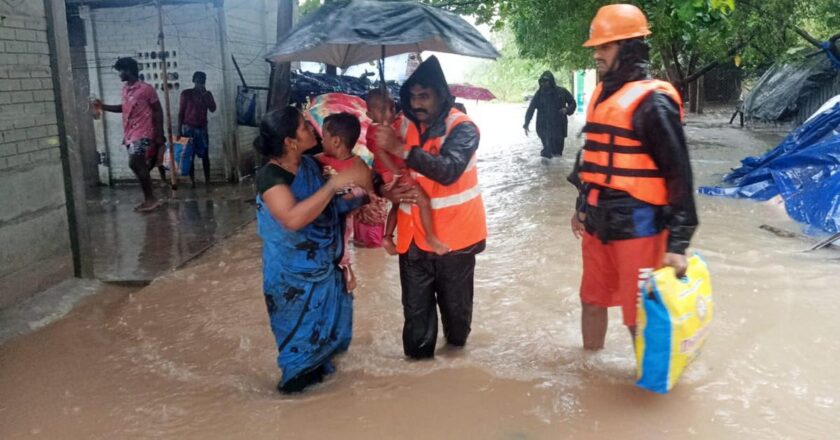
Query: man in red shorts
569,4,698,349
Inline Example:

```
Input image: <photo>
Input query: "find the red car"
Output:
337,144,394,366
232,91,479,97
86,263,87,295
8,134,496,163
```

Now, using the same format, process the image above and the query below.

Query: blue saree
256,155,362,388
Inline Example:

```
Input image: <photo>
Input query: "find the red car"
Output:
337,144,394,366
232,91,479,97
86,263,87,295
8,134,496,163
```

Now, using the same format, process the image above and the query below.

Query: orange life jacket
579,80,684,206
395,108,487,253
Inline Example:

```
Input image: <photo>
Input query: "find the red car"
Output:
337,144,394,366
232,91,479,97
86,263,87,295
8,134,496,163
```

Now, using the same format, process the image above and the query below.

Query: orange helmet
583,4,651,47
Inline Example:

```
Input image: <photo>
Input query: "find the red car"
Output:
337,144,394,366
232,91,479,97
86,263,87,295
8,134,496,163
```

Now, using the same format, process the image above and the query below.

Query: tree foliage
299,0,322,16
464,28,557,102
425,0,838,84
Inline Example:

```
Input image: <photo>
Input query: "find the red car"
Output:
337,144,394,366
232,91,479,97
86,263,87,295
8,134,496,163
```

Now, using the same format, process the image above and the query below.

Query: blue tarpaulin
699,103,840,234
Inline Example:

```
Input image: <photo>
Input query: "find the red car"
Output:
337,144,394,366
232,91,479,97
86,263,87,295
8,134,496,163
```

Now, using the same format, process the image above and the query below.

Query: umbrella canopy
266,0,500,69
449,83,496,101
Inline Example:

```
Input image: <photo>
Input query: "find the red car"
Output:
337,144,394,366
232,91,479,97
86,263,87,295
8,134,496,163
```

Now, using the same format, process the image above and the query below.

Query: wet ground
2,103,838,439
86,183,255,282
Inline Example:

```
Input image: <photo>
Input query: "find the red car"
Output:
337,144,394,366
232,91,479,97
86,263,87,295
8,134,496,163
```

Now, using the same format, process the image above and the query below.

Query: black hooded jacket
524,71,576,138
569,41,698,255
384,56,485,257
399,56,481,187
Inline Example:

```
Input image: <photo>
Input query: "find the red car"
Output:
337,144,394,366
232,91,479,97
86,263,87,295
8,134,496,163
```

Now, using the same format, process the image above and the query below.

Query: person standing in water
524,71,576,159
570,4,698,350
254,107,368,393
178,71,216,188
375,56,487,359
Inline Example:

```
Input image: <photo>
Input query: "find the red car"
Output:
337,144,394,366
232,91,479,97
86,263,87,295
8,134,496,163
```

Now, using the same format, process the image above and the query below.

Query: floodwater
86,184,256,282
1,103,838,439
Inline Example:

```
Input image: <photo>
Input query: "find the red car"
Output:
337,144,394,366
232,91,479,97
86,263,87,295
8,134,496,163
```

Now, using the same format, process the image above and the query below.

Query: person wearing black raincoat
373,56,486,359
524,71,577,158
569,4,698,351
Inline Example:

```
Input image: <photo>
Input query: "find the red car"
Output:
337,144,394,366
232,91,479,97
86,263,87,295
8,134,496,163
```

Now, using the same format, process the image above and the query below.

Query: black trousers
399,250,476,359
538,133,565,157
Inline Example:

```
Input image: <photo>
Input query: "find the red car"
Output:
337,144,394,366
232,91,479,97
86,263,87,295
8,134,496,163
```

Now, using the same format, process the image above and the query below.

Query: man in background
524,71,576,159
94,57,164,212
178,71,217,188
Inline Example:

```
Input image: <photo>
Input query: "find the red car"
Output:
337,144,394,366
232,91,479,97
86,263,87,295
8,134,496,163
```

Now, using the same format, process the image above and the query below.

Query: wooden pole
216,4,239,182
324,0,337,76
267,0,294,111
379,45,385,88
44,0,94,278
156,0,177,189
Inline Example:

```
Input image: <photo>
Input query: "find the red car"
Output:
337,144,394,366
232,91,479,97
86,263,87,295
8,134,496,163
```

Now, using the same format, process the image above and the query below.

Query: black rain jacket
569,59,698,254
379,55,485,256
524,71,577,139
399,56,481,187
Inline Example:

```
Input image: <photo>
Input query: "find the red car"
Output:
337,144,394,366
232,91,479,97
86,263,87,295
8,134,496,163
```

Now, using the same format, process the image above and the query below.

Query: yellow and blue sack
635,254,713,393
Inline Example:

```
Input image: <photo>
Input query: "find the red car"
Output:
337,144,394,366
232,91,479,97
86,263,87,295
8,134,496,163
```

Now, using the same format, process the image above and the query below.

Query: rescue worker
374,56,487,359
570,4,698,350
524,71,576,158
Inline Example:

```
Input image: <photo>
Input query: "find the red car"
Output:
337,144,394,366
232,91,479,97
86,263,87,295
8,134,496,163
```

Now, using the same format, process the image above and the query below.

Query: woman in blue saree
254,107,369,393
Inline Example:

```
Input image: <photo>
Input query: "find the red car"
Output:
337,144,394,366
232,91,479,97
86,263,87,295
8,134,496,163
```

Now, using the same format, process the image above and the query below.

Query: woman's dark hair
113,57,139,77
253,107,302,158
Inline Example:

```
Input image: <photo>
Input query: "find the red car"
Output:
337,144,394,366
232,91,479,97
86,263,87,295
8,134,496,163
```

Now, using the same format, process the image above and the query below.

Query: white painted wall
83,0,276,182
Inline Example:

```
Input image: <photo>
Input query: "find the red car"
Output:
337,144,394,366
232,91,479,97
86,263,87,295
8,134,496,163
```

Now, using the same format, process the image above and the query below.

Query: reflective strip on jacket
579,80,683,206
396,108,487,253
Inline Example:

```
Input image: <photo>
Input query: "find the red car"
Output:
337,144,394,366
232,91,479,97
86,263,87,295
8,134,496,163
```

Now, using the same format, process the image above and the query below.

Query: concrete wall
81,0,275,182
0,0,74,308
224,0,274,177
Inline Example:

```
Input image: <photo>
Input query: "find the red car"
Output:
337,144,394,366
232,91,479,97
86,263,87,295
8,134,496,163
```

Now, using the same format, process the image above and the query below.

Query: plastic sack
163,137,193,176
236,86,261,127
174,137,193,177
635,254,713,394
290,71,402,107
354,218,384,248
353,194,389,248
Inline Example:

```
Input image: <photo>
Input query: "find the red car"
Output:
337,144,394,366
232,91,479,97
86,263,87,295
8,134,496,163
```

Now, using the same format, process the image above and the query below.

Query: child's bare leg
382,205,399,255
415,189,449,255
343,265,356,292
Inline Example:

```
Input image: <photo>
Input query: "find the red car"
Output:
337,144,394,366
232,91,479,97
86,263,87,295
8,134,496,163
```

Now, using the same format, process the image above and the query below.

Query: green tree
464,28,558,102
426,0,837,98
299,0,322,16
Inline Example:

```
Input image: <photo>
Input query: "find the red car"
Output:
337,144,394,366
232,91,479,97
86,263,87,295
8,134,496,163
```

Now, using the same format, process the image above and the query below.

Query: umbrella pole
379,45,385,90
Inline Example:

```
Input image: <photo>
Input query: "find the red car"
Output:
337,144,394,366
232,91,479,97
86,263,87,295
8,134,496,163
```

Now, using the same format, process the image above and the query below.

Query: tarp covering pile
699,102,840,234
743,55,837,121
291,71,401,107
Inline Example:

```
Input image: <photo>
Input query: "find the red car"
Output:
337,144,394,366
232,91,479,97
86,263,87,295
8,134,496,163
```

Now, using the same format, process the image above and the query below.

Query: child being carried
365,89,449,256
315,112,372,292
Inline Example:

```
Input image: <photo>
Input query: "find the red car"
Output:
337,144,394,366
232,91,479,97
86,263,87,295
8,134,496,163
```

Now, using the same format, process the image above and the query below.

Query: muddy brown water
1,104,838,439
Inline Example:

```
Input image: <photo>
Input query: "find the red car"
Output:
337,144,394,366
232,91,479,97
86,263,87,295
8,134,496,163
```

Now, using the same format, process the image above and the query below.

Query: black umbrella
266,0,499,83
